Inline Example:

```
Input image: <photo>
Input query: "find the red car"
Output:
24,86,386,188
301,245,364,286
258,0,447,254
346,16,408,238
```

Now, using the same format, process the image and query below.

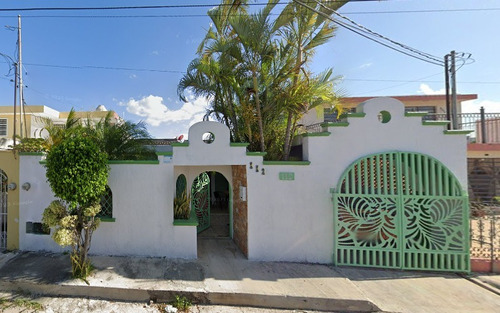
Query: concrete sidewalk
1,238,499,313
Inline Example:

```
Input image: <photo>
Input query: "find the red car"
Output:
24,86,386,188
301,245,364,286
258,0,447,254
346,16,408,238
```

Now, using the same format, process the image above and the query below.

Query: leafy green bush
12,137,49,153
45,133,108,206
43,131,109,280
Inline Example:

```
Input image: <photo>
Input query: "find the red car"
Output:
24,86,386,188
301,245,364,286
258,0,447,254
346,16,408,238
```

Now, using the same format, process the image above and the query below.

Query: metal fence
427,112,500,143
468,158,500,266
470,202,500,262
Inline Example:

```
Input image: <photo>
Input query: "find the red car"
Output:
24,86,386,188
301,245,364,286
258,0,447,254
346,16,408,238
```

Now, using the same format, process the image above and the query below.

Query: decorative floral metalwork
334,152,469,272
192,172,210,233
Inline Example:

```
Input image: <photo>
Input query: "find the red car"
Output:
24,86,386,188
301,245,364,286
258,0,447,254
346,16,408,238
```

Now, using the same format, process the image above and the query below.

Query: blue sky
0,0,498,138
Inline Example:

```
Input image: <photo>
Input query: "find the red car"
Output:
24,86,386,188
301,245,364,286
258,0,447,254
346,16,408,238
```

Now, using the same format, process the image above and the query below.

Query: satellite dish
176,134,184,143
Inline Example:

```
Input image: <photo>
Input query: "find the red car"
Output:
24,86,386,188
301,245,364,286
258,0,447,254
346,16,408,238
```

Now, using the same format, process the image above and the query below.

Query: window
324,108,356,122
0,119,6,136
26,222,50,235
405,106,437,121
98,185,113,219
405,106,436,113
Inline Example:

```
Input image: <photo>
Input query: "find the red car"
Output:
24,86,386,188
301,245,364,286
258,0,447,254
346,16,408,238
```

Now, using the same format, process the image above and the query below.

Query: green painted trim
41,159,160,165
279,172,295,181
422,121,450,126
155,151,173,156
108,160,160,164
171,141,189,147
302,131,331,137
18,152,44,156
340,112,366,119
100,217,116,222
173,217,199,226
444,130,473,135
263,160,311,166
321,122,349,127
246,151,267,156
230,142,250,147
405,112,428,117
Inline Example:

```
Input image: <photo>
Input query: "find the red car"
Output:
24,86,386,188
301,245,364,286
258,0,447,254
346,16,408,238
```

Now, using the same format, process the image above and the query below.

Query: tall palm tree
274,0,343,160
227,1,278,151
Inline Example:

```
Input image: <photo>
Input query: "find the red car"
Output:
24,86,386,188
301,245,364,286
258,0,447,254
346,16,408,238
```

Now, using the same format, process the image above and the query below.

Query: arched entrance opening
192,171,232,238
0,169,8,250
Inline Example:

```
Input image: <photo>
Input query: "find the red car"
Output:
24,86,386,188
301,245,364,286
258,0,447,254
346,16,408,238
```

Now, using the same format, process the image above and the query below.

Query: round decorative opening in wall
202,132,215,144
379,110,391,123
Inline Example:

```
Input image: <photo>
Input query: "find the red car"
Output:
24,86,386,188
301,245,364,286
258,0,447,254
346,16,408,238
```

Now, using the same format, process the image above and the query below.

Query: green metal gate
332,152,470,272
192,172,210,233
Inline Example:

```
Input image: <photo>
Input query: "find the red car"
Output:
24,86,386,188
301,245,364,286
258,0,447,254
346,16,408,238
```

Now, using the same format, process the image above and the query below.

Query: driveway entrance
333,151,470,272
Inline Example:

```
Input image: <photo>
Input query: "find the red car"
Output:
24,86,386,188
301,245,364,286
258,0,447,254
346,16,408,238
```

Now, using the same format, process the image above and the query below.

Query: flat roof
340,94,478,105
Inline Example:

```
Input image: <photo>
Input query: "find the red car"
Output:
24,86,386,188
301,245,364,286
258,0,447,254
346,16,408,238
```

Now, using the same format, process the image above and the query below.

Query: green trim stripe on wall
263,161,310,166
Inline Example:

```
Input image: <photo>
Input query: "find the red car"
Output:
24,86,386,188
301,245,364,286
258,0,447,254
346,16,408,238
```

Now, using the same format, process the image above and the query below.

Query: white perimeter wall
18,98,469,263
246,98,468,263
19,156,197,258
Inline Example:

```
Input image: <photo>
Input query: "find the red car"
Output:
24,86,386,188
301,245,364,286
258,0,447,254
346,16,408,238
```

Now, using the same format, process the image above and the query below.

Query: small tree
42,131,109,280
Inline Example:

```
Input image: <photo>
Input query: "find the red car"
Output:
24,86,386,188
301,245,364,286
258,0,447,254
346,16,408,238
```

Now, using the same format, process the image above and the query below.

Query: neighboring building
300,94,478,128
0,105,121,148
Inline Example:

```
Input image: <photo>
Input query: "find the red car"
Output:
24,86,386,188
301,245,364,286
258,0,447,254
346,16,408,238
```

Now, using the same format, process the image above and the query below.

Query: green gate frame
192,172,211,233
332,151,470,272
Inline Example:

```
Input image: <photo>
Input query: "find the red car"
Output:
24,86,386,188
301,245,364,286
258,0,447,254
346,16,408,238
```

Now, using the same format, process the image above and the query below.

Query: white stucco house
11,98,472,272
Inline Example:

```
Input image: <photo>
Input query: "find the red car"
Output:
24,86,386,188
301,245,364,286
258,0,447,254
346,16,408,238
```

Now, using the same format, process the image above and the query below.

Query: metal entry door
0,169,7,250
192,172,210,233
333,152,470,272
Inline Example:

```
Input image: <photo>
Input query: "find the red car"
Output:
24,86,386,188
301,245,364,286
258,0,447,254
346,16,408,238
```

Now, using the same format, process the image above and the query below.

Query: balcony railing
304,110,500,144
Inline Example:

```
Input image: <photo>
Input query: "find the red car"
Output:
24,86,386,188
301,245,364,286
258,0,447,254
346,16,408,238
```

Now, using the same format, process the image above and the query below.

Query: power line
2,7,498,19
6,61,496,85
293,0,444,67
0,1,384,12
344,78,500,85
23,62,185,74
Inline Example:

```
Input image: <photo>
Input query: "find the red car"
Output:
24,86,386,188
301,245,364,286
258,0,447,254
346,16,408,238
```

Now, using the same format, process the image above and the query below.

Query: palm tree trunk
253,72,265,152
283,111,294,160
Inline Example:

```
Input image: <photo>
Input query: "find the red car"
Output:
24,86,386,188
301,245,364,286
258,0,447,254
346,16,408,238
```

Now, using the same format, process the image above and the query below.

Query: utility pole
444,50,459,130
17,15,27,139
444,54,451,130
450,50,458,130
12,63,17,147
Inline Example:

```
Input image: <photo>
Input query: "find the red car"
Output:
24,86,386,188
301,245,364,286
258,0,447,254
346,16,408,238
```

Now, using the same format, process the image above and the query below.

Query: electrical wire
23,62,185,74
0,1,384,12
297,0,445,66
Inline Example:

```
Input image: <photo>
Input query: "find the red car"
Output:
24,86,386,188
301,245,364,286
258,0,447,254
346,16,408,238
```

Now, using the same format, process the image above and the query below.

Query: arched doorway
192,171,231,238
0,169,8,250
333,151,470,272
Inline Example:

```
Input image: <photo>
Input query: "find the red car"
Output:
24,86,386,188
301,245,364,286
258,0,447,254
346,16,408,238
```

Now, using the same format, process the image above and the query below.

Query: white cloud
461,99,500,114
151,50,159,55
418,83,445,95
120,94,209,128
358,62,372,69
129,74,137,79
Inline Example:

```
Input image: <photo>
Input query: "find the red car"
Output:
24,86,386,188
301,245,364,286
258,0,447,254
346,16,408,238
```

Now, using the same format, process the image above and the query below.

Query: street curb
0,280,380,312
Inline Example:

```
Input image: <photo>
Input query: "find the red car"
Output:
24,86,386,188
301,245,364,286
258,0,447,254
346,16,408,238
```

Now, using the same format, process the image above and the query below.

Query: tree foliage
41,109,156,160
45,133,108,205
178,0,344,160
43,131,109,280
